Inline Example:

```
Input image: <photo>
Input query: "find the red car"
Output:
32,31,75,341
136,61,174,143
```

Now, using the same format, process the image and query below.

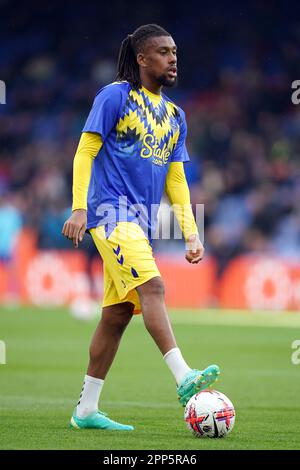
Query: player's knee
114,312,132,331
102,304,133,331
139,277,165,299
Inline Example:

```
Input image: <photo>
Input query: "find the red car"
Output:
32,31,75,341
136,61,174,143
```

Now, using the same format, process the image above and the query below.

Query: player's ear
137,52,146,67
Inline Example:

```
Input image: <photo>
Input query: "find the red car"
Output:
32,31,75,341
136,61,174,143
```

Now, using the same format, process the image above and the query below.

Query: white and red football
184,390,235,438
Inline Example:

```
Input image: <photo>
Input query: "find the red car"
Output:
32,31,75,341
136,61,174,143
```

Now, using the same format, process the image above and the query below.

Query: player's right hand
62,209,87,248
185,233,205,264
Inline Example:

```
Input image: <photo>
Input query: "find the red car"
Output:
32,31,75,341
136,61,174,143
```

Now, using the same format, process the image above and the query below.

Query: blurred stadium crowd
1,0,300,274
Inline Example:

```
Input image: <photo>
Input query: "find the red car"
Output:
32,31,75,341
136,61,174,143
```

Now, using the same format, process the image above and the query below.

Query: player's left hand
185,234,204,264
62,209,87,248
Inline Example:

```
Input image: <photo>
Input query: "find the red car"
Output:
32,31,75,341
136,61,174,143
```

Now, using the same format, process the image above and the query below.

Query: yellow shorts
90,222,161,314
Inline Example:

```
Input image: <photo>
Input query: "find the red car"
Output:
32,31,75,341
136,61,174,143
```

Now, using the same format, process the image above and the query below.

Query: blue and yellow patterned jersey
83,81,189,239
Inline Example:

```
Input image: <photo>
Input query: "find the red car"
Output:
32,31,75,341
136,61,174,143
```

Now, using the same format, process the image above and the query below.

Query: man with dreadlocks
63,24,220,431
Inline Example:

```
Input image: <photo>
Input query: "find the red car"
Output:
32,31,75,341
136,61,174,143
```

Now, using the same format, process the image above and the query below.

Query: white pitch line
0,395,178,409
166,310,300,329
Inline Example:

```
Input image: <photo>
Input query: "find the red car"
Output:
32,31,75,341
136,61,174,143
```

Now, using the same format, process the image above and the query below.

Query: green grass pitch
0,306,300,450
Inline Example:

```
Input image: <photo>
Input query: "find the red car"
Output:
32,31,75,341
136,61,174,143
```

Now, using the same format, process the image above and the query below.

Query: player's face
137,36,178,88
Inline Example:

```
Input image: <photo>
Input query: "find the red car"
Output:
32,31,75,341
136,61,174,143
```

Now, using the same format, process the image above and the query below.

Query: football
184,390,235,438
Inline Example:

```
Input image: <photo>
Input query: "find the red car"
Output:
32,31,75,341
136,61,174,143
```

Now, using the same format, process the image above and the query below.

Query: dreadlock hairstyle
116,24,171,89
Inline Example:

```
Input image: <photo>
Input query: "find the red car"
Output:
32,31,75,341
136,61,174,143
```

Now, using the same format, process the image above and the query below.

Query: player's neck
140,79,162,96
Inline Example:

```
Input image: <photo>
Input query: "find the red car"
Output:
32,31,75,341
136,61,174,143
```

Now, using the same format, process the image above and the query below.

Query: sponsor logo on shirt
141,133,170,166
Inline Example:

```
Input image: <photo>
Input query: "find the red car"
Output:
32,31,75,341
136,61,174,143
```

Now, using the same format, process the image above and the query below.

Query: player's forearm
72,132,103,211
165,162,198,241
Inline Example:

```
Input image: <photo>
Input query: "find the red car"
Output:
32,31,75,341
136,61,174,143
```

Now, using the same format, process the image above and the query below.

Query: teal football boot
70,409,134,431
177,364,220,406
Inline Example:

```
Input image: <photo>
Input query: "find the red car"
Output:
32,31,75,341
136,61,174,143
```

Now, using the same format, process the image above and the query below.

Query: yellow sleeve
72,132,103,211
165,162,198,241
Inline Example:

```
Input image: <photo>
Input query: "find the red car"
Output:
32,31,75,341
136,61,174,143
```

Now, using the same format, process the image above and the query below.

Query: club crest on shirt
169,116,178,131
